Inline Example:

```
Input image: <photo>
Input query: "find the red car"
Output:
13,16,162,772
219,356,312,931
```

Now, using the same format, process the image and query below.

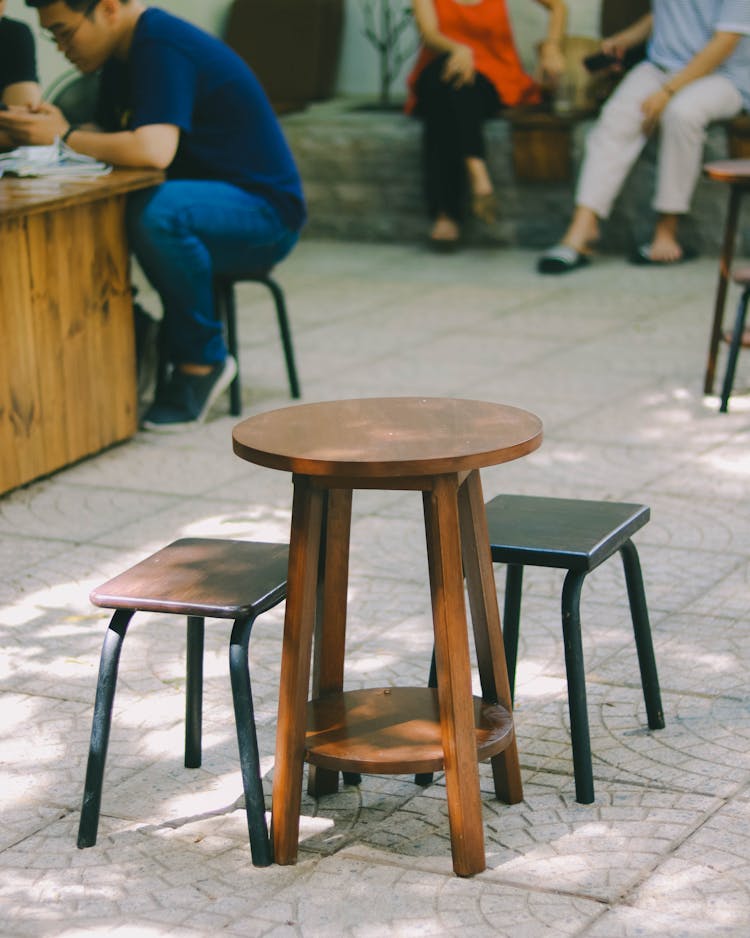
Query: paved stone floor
2,239,750,937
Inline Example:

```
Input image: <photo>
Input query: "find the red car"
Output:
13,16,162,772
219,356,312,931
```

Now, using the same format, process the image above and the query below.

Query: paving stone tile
339,780,717,903
0,483,177,543
584,906,749,937
515,685,750,799
478,440,692,503
615,792,750,935
0,815,303,936
245,853,603,937
595,609,750,700
90,496,293,552
2,242,750,934
56,437,252,497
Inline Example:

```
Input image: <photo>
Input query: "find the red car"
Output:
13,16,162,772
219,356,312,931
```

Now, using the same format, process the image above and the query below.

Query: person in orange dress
408,0,566,249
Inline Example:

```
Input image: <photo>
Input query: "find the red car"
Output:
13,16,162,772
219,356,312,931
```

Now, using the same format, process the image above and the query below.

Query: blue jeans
127,180,299,365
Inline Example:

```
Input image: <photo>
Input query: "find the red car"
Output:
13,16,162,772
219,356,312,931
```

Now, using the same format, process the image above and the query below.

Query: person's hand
441,45,474,88
600,37,625,72
538,41,566,88
640,87,670,134
0,101,69,146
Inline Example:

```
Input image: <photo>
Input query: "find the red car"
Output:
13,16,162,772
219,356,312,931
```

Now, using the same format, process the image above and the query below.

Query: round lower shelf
305,686,514,774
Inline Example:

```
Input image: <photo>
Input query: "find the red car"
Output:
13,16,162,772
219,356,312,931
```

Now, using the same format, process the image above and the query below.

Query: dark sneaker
141,356,237,432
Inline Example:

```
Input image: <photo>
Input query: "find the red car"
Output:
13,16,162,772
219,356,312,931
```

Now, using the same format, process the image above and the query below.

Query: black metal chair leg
415,651,438,787
215,282,243,417
185,616,204,768
561,570,594,804
720,286,750,412
619,540,665,731
78,608,134,849
503,563,524,702
229,615,272,867
263,275,301,400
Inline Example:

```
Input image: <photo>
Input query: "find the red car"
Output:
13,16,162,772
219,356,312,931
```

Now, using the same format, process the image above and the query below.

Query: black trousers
414,55,502,222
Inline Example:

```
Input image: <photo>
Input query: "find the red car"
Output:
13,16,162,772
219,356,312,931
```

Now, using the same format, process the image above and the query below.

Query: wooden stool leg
185,616,204,769
458,471,523,806
424,473,486,877
78,609,134,849
560,570,594,804
229,614,272,867
503,564,524,703
720,286,750,412
619,540,665,731
308,488,356,797
272,475,324,865
706,185,742,394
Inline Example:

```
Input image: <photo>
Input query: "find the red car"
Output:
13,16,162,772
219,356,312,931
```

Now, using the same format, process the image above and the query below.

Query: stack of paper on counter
0,141,111,179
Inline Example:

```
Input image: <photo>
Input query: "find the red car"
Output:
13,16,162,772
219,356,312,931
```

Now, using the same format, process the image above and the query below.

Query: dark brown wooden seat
78,538,288,866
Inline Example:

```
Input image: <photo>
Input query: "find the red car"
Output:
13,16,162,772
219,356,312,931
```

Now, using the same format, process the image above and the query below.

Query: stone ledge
282,97,747,252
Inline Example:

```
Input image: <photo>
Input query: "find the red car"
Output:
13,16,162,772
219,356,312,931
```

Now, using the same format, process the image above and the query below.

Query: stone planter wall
282,98,745,254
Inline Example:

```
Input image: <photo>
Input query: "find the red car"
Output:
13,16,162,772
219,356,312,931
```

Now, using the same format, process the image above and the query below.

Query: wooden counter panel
0,194,137,493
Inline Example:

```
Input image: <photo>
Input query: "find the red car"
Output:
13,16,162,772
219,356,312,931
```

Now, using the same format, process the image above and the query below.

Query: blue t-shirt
97,8,305,229
648,0,750,109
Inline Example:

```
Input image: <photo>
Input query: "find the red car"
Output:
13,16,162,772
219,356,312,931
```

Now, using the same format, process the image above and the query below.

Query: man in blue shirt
0,0,305,429
538,0,750,274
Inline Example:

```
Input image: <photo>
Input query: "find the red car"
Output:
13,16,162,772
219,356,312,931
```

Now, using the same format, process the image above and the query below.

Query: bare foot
561,205,600,254
430,215,460,243
645,213,684,262
465,157,493,197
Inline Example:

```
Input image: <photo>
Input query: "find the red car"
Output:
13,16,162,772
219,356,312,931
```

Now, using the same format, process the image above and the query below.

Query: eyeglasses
41,0,100,49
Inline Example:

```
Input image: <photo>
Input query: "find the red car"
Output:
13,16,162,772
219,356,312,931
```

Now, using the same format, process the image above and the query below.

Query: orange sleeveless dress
405,0,541,113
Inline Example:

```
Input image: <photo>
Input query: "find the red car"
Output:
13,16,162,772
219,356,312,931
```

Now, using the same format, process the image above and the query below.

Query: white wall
336,0,603,97
9,0,602,98
9,0,230,90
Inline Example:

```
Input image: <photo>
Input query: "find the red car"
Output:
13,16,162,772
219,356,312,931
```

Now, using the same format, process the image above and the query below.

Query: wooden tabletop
233,397,543,478
704,159,750,184
0,168,164,221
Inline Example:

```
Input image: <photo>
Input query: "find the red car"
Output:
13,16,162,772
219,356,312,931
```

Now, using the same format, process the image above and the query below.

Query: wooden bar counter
0,169,163,494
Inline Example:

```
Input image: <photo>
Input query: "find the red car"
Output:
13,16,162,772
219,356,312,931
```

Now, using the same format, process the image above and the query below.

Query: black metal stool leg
263,275,301,399
415,651,438,786
503,563,524,702
720,286,750,413
229,615,272,867
561,570,594,804
78,608,134,848
619,540,665,731
215,282,243,417
185,616,204,768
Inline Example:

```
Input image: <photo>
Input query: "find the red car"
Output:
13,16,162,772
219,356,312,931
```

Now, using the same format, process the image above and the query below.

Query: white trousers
576,61,743,218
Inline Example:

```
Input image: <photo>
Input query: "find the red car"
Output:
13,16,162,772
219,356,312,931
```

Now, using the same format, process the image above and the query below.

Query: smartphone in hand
583,52,619,72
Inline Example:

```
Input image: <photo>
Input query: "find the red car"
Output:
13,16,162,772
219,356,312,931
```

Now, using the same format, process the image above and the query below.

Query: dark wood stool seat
214,271,301,416
78,538,288,867
719,265,750,412
420,494,664,804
